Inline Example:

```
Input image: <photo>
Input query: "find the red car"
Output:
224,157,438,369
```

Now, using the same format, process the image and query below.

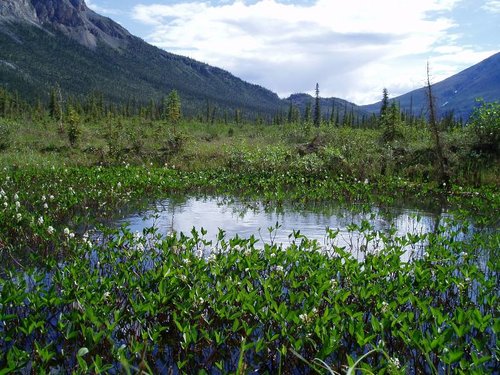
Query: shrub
467,100,500,159
0,122,10,151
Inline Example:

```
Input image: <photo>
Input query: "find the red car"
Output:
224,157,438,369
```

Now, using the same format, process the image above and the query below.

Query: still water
112,196,450,260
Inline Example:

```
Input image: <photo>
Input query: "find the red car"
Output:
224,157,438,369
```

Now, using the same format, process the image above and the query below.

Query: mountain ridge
0,0,498,120
361,52,500,120
0,0,284,118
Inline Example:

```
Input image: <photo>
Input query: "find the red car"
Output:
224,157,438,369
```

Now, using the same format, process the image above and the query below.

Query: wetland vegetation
0,89,498,373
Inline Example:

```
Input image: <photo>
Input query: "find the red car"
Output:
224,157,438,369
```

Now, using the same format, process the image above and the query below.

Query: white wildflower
389,357,400,369
15,201,20,210
47,226,55,235
42,195,46,201
276,265,284,273
43,203,48,209
13,193,18,201
381,301,389,313
64,227,70,236
38,216,44,225
16,213,22,222
49,195,55,200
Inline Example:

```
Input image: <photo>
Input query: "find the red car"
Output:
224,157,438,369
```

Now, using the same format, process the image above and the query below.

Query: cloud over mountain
130,0,495,104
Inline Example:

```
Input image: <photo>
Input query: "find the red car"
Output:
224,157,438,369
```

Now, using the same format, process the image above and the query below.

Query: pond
111,195,454,261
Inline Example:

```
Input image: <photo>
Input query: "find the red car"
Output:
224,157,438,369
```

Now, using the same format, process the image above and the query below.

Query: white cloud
482,0,500,13
131,0,492,104
86,0,122,16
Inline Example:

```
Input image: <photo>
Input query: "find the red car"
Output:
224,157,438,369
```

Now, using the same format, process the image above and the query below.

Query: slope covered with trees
0,0,283,119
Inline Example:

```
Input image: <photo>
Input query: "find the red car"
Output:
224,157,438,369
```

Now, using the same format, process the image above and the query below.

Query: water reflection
113,196,451,260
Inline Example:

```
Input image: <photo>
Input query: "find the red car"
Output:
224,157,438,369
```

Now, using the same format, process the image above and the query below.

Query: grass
1,115,498,186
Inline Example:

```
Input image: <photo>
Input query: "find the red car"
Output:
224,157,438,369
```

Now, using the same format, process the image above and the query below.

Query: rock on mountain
0,0,283,117
30,0,131,49
361,52,500,120
0,0,38,24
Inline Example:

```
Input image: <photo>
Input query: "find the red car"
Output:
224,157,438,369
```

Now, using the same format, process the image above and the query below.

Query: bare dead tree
426,62,448,187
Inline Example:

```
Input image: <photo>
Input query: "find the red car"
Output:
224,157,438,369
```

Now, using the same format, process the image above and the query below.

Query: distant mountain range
0,0,498,120
361,52,500,120
284,93,369,123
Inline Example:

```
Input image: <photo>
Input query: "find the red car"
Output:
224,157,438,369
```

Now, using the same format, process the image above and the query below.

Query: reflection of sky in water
114,197,449,260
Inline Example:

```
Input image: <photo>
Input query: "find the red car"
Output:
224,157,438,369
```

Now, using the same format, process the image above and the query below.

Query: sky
85,0,500,104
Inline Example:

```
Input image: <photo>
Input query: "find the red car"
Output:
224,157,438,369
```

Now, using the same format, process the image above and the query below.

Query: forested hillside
0,0,283,119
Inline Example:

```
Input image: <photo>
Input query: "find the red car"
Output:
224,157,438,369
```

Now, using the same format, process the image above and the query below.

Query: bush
0,122,10,151
467,100,500,159
160,131,186,158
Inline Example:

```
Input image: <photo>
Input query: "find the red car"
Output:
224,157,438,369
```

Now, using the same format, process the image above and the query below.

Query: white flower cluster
64,227,75,239
299,307,318,324
389,357,400,369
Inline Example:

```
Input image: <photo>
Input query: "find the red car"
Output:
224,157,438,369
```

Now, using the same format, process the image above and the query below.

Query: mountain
286,93,370,123
0,0,283,117
361,52,500,120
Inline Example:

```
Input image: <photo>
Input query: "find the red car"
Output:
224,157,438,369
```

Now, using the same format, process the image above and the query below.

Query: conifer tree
165,90,181,124
287,101,294,124
380,88,389,120
66,104,81,147
49,87,62,122
330,100,335,125
304,102,312,124
313,83,321,127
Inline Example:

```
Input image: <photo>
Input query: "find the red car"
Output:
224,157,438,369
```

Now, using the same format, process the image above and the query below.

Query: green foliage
160,130,186,160
49,87,63,122
164,90,182,124
467,100,500,158
0,122,10,151
66,105,81,147
0,165,497,373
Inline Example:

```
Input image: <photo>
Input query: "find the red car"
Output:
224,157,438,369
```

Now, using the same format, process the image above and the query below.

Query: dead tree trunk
426,62,448,187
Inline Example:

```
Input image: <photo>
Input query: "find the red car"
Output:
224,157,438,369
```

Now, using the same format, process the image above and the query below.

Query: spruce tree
330,100,335,125
313,83,321,127
166,90,181,124
380,88,389,119
304,102,312,124
49,87,62,121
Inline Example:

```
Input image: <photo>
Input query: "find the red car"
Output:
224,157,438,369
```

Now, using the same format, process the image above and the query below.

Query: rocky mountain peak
0,0,131,49
0,0,39,24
